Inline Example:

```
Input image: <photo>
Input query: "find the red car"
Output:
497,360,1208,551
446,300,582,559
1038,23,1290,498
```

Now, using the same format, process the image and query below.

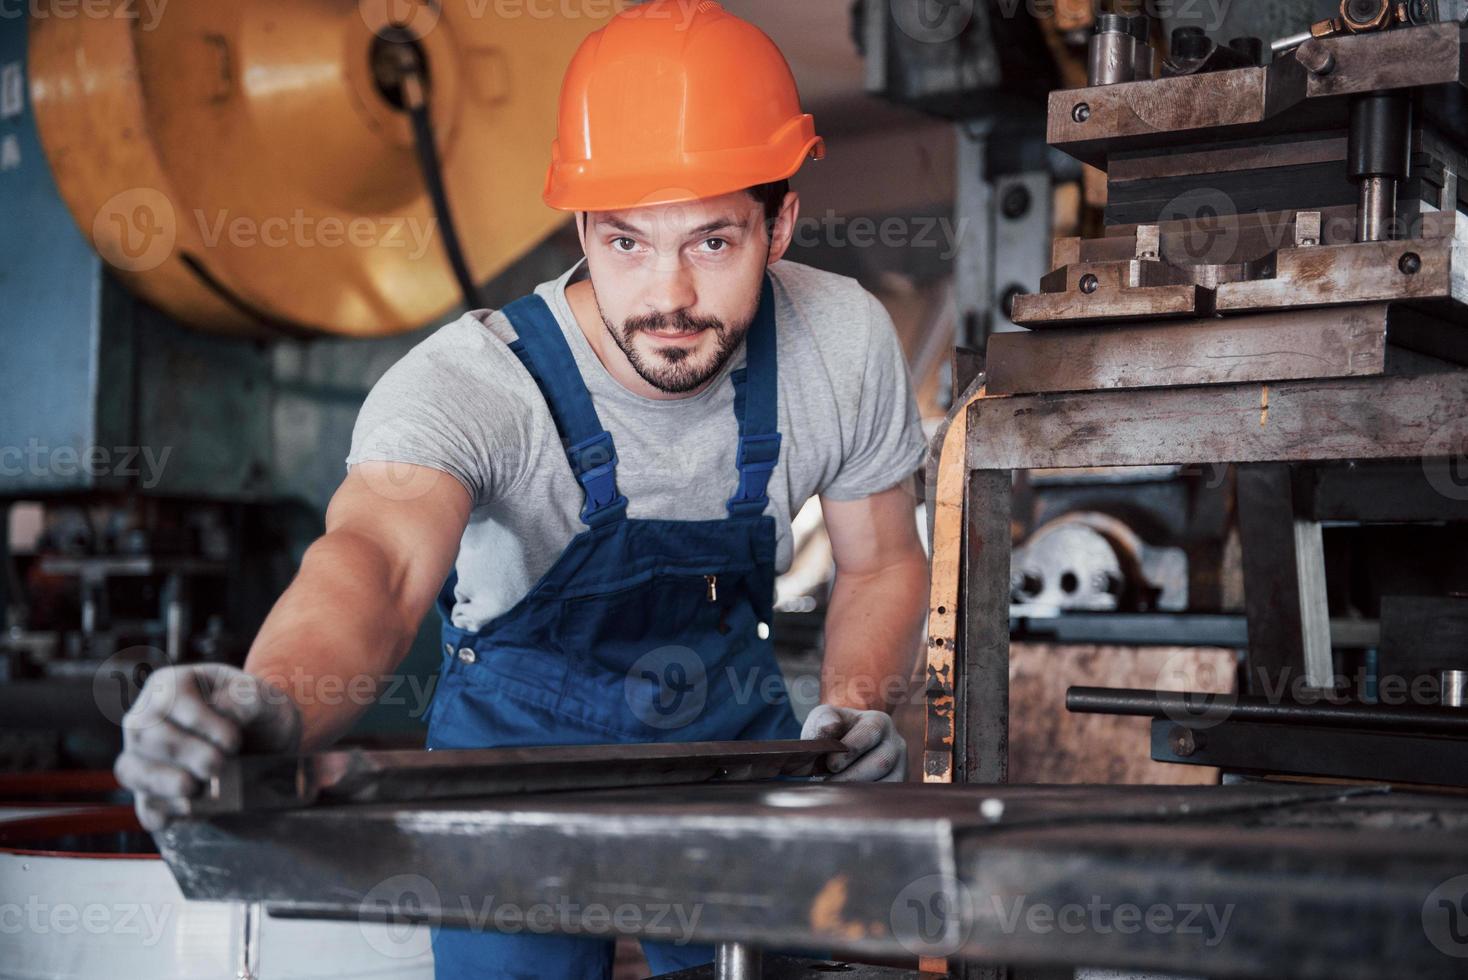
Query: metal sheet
155,782,1468,978
196,739,844,814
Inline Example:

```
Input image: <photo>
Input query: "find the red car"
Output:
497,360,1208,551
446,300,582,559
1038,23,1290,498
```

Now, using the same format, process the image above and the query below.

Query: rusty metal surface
1047,23,1466,166
155,782,1468,977
194,739,843,814
966,371,1468,470
989,303,1389,395
1213,237,1465,311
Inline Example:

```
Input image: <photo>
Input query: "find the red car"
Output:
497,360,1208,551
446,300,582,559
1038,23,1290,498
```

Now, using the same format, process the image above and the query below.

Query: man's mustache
624,310,725,337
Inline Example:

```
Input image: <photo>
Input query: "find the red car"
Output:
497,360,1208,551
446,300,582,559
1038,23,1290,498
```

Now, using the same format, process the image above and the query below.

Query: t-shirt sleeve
819,291,929,501
345,320,536,507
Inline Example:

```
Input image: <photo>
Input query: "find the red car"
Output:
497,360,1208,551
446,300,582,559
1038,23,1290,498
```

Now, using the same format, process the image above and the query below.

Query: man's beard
602,306,750,395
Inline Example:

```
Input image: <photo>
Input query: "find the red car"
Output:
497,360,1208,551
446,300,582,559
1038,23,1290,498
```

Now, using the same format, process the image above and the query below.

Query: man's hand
113,664,302,831
802,703,907,782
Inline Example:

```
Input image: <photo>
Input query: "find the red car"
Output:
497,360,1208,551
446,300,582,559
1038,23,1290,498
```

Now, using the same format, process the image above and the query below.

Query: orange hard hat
543,0,825,212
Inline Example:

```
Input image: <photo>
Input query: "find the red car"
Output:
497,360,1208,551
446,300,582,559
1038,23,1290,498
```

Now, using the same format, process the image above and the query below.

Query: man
114,2,930,976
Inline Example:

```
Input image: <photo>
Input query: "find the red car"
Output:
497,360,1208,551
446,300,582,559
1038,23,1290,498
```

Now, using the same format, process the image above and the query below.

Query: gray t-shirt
347,257,927,631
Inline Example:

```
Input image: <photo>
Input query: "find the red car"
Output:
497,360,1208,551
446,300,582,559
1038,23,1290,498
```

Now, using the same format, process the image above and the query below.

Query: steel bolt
1001,185,1032,220
1295,39,1334,76
1169,726,1204,757
1079,273,1100,294
1072,102,1091,123
1399,251,1422,275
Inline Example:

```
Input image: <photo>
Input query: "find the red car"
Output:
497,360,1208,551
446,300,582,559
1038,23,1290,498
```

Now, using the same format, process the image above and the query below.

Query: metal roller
26,0,613,337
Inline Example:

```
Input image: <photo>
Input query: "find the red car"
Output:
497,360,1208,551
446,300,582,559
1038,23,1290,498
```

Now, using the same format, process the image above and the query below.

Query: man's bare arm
819,479,929,712
244,462,471,750
115,462,471,829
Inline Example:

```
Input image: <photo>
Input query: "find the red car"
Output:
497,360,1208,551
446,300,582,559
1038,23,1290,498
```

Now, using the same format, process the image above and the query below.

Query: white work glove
113,664,302,831
801,704,907,783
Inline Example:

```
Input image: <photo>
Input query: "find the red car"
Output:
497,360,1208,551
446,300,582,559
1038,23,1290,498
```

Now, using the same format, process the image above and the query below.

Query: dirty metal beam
966,371,1468,471
1151,718,1468,786
987,303,1389,395
157,782,1468,979
960,469,1012,786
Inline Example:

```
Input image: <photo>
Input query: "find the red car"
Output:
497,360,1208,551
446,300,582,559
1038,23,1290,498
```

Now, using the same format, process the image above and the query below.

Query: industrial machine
132,10,1468,980
0,2,600,769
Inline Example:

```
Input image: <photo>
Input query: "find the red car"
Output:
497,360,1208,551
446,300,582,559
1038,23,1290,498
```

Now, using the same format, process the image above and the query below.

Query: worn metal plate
196,739,844,814
1047,23,1466,166
988,304,1389,395
967,371,1468,470
155,783,1468,978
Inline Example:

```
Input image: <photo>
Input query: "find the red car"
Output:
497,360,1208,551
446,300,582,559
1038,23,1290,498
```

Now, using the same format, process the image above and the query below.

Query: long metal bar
157,782,1468,979
1151,717,1468,786
195,739,844,814
1068,686,1468,735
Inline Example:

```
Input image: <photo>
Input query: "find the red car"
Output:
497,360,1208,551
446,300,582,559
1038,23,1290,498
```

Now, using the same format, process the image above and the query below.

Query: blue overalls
425,273,801,979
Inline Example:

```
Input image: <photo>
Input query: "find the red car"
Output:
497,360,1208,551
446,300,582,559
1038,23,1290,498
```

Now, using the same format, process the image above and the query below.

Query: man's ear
767,191,800,266
576,212,588,252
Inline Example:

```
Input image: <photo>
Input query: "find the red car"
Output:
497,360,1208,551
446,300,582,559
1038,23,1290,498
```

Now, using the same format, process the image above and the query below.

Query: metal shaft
715,941,763,980
1066,686,1468,735
1443,670,1468,709
1356,175,1395,243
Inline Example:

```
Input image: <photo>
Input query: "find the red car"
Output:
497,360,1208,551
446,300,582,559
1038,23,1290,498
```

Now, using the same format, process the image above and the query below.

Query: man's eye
611,237,637,252
703,238,728,252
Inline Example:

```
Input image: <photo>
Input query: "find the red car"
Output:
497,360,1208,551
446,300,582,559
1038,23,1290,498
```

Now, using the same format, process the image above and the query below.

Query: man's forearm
819,551,929,712
244,530,424,751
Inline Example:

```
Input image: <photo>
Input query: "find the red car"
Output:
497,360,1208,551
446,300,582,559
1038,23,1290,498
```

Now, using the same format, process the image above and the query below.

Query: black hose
398,49,484,313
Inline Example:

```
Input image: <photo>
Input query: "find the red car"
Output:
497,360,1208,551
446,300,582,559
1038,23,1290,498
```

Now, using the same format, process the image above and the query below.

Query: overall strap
500,294,628,527
727,273,781,519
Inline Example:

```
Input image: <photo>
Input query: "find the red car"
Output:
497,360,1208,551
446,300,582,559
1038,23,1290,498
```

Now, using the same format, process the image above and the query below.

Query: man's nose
642,259,697,316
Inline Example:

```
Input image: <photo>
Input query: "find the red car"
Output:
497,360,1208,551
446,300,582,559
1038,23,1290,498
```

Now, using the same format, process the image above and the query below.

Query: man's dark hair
747,179,789,237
